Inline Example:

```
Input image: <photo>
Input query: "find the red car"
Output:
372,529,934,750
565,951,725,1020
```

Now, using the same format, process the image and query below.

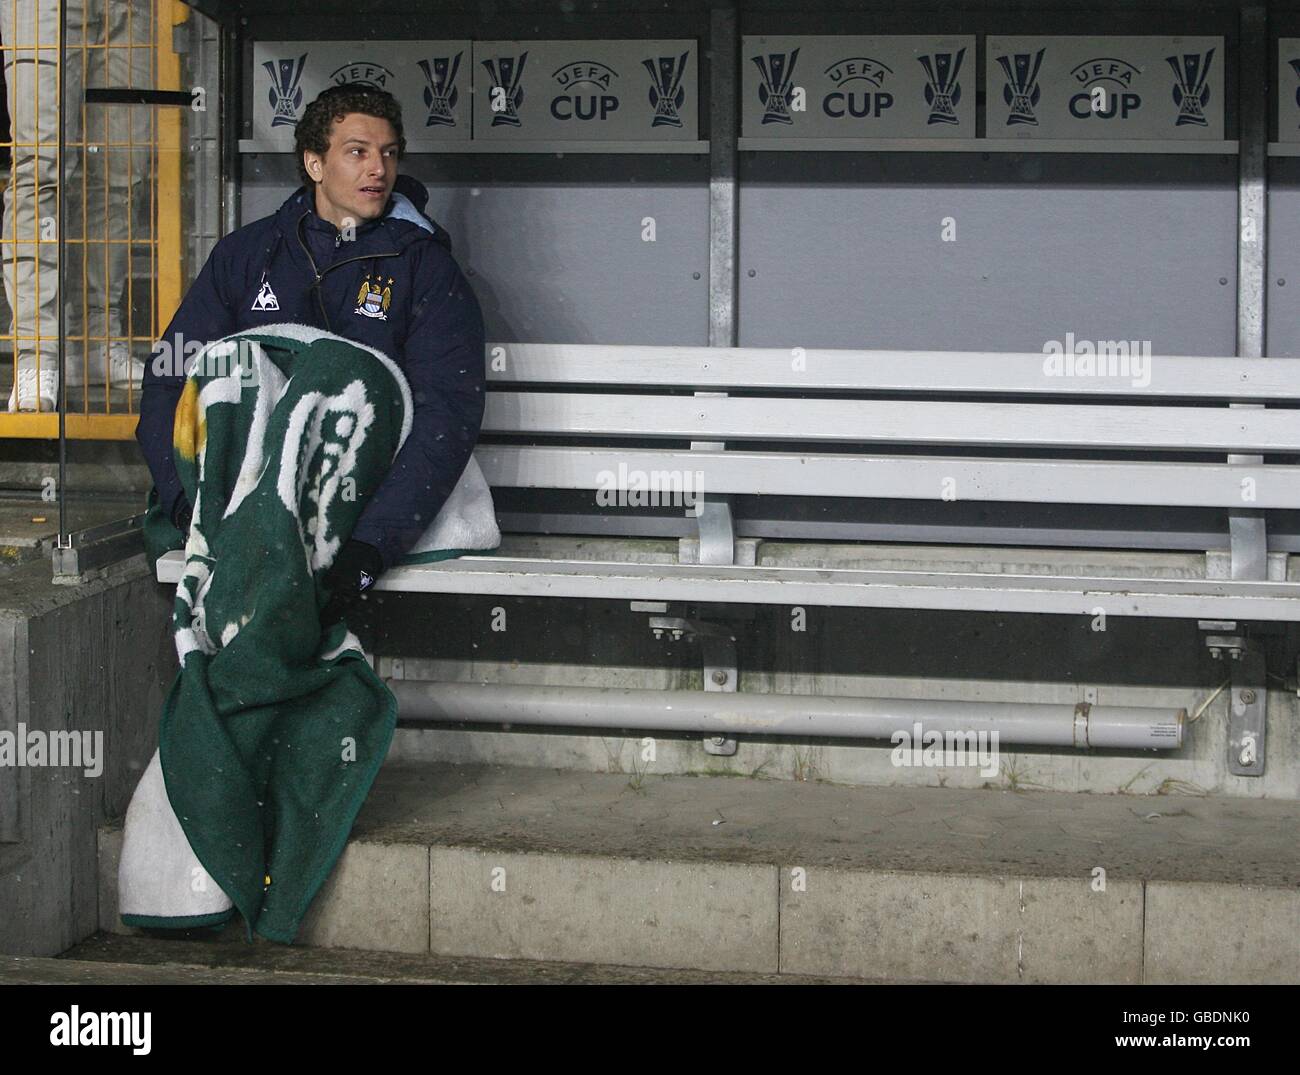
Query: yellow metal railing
0,0,188,441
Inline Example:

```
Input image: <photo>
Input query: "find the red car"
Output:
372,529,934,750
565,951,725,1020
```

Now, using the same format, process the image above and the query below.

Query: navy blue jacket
137,175,486,569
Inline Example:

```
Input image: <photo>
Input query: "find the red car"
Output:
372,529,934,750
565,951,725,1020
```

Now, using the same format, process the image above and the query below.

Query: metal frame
156,550,1300,621
1228,647,1267,775
180,9,226,274
494,510,1300,553
222,18,242,235
739,138,1241,154
646,610,740,756
51,515,146,578
687,6,741,568
1202,624,1269,776
239,139,710,154
1230,4,1271,581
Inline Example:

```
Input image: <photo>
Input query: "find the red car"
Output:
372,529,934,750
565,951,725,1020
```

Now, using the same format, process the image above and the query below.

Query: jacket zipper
295,211,399,332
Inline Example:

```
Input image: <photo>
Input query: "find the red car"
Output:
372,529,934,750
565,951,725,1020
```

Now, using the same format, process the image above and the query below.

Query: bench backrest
475,345,1300,513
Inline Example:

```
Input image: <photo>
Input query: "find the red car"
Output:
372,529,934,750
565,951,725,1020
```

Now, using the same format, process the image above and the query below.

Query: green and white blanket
119,324,497,942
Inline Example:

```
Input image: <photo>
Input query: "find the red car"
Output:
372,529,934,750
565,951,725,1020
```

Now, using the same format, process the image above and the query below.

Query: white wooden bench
157,344,1300,772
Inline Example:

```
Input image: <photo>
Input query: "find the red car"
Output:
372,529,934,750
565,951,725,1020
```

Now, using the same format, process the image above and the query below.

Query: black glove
321,539,385,626
171,495,193,536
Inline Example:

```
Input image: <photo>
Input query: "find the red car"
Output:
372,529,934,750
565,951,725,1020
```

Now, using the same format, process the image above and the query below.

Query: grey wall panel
738,154,1239,354
237,156,297,224
1266,159,1300,357
239,154,712,344
1269,6,1300,356
423,169,710,345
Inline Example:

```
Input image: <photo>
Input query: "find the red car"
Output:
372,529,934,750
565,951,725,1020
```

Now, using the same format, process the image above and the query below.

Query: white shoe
6,367,59,412
107,341,146,389
65,342,147,391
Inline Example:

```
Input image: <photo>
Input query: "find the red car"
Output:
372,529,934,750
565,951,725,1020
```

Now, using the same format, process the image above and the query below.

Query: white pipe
388,680,1185,750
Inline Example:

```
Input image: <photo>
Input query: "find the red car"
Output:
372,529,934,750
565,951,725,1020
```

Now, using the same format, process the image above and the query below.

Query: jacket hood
275,174,452,253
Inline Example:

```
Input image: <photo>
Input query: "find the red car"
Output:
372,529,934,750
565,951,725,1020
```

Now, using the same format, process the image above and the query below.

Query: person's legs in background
2,0,84,412
3,0,149,413
74,0,149,405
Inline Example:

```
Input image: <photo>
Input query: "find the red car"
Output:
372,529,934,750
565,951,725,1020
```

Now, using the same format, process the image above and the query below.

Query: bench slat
486,344,1300,400
483,394,1300,453
475,446,1300,509
378,558,1300,621
152,550,1300,621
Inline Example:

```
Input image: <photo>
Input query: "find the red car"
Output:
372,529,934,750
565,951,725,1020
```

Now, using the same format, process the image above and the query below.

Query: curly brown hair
293,84,406,188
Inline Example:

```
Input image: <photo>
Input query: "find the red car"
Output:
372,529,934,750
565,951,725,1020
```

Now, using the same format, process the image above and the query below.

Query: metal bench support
693,495,736,567
1228,647,1267,778
645,610,740,757
1202,623,1267,777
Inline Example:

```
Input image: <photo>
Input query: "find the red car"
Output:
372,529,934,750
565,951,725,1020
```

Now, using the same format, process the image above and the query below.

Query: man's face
303,111,400,230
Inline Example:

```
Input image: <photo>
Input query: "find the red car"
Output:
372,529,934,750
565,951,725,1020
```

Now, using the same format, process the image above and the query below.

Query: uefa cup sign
997,48,1046,126
752,49,800,125
1167,48,1214,127
643,51,690,128
482,53,528,127
918,48,966,125
418,54,463,127
264,54,308,128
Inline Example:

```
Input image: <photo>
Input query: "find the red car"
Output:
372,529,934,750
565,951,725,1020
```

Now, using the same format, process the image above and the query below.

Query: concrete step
4,953,422,985
29,932,856,985
0,495,142,576
98,764,1300,984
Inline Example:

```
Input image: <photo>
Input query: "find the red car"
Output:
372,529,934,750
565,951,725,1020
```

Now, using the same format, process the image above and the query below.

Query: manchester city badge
354,274,394,320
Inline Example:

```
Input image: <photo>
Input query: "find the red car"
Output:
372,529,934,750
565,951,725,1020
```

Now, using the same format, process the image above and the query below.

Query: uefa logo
264,54,308,128
550,60,621,122
1068,57,1142,120
642,51,690,128
996,48,1046,126
482,53,528,127
918,48,965,125
752,48,799,125
418,53,463,127
821,56,894,120
1166,49,1214,127
327,62,396,89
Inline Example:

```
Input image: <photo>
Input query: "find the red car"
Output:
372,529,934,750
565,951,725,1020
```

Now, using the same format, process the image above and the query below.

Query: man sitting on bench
136,84,486,623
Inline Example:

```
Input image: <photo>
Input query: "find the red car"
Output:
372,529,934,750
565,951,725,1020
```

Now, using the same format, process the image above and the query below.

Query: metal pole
1236,4,1268,360
1229,4,1269,581
220,19,242,236
694,5,740,562
56,0,68,545
390,680,1186,751
707,3,737,348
